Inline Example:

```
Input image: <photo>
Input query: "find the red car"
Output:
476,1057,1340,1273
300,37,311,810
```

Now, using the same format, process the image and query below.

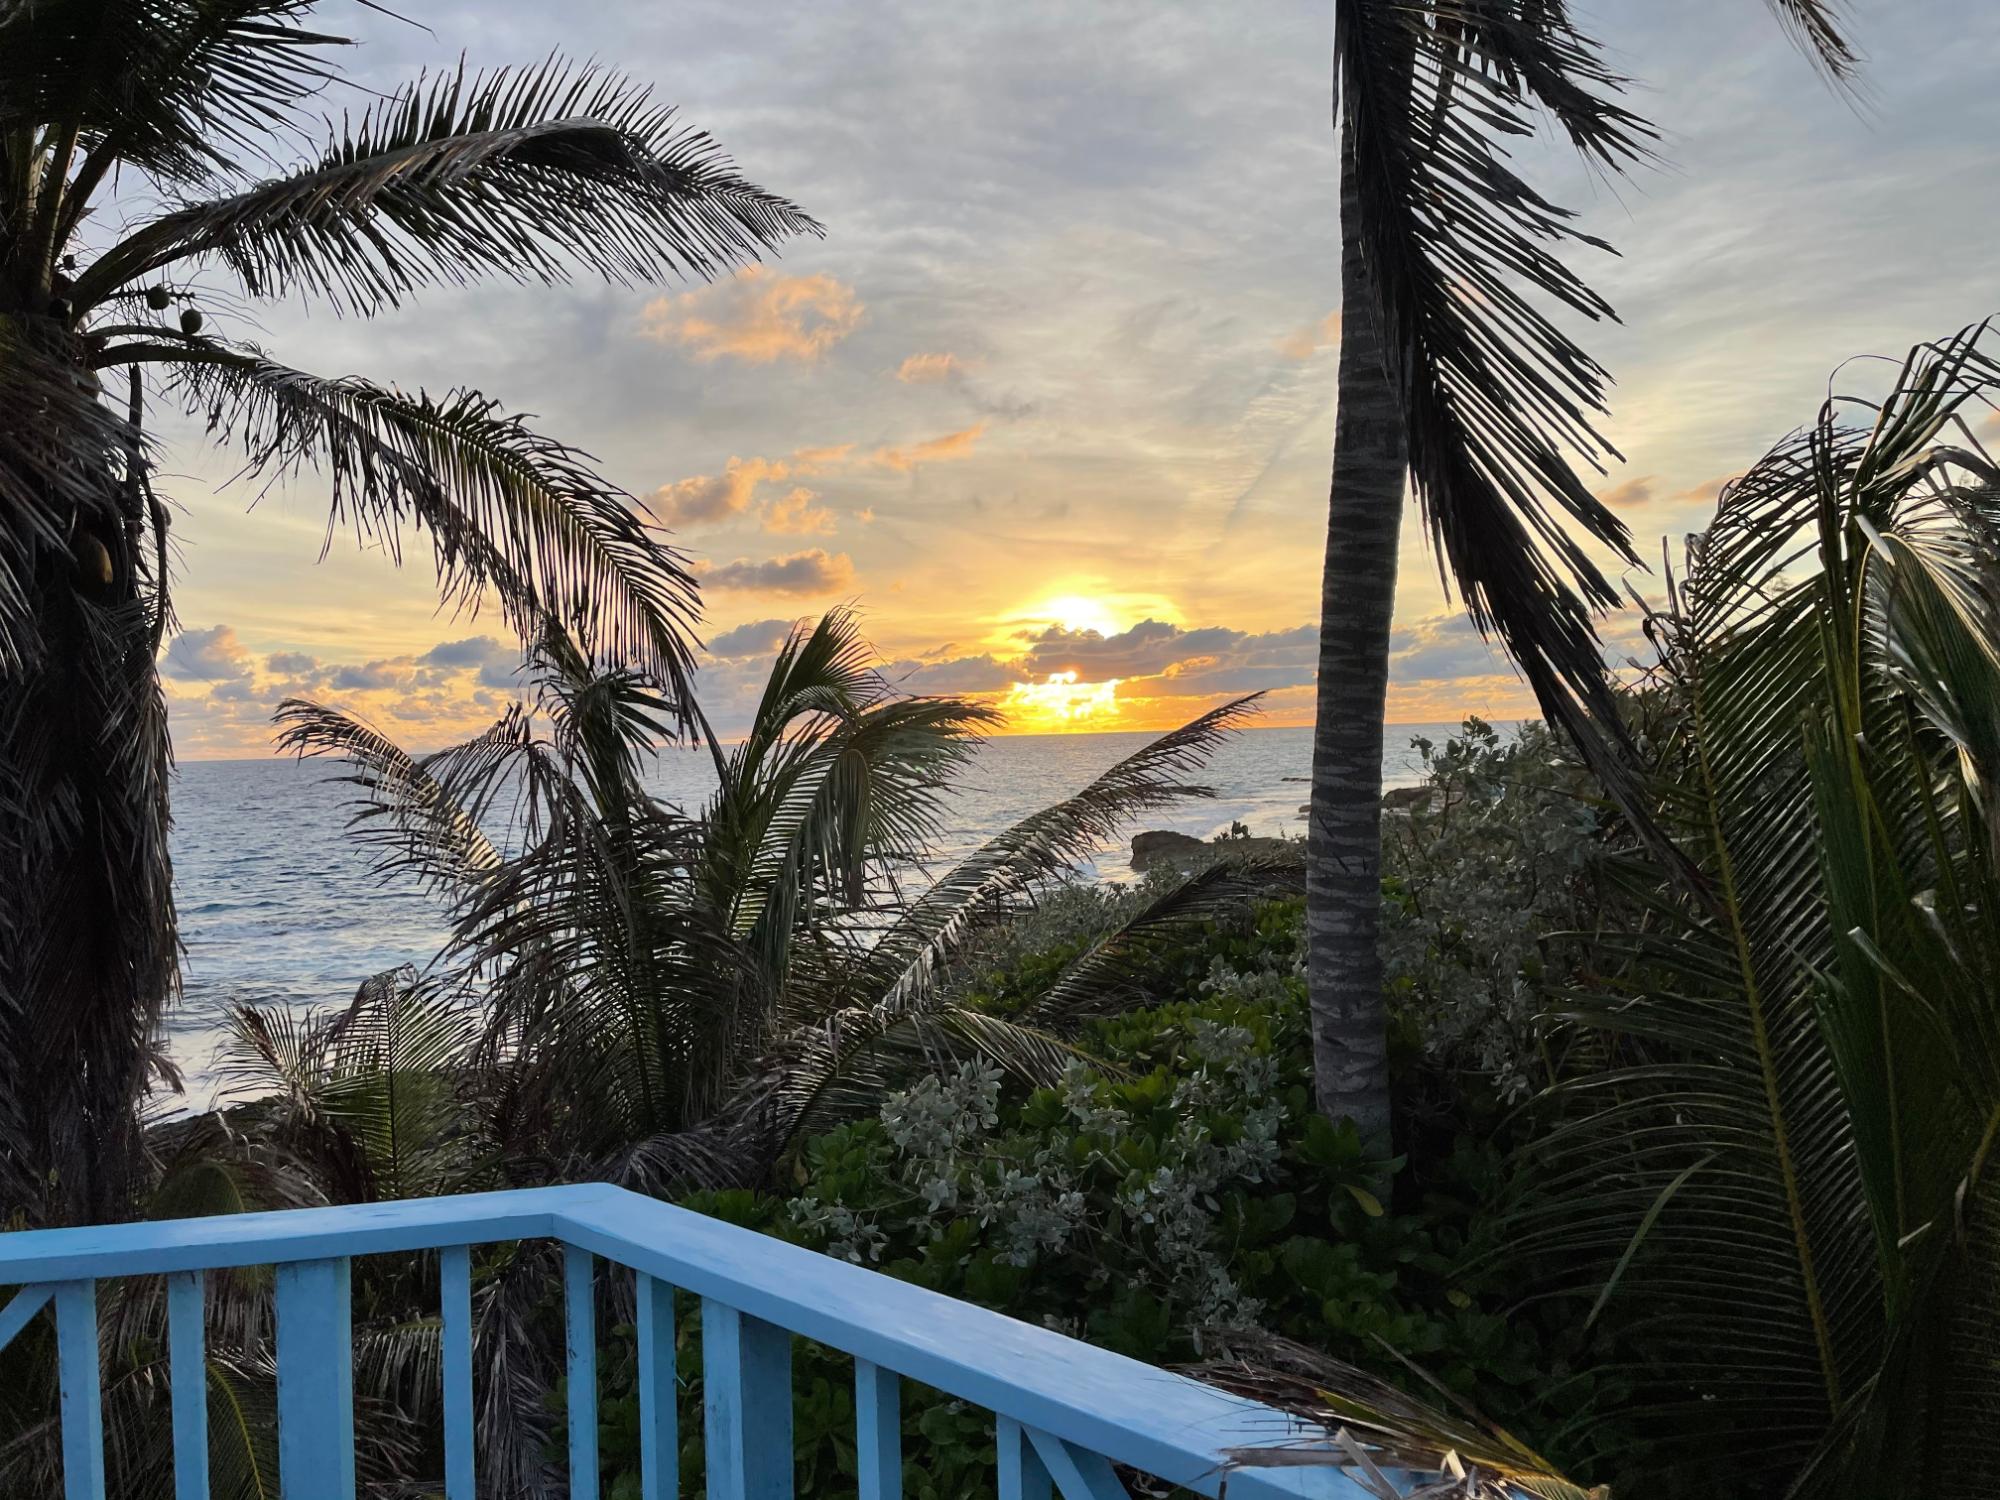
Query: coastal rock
1130,830,1206,870
1130,829,1298,872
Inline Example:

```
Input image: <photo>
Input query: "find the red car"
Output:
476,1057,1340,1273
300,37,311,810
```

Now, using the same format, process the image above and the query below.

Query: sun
1032,593,1127,639
1001,671,1122,732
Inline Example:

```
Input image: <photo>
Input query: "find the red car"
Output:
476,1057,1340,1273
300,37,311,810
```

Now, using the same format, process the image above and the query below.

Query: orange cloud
638,267,863,363
1671,473,1743,506
871,422,986,472
897,352,963,383
1598,476,1655,510
651,455,789,527
791,442,855,471
1276,311,1341,360
763,486,837,536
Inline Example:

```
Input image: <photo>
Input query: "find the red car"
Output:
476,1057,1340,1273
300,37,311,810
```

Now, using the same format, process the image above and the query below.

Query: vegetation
4,4,1997,1497
1512,324,2000,1496
0,0,813,1226
1304,0,1858,1148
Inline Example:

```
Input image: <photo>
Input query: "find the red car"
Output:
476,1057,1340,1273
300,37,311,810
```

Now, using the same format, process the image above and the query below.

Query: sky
145,0,2000,757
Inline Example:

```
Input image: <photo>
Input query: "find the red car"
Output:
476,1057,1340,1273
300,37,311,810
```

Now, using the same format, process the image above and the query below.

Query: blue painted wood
1026,1427,1126,1500
55,1281,105,1500
636,1273,677,1500
0,1283,53,1352
997,1416,1052,1500
439,1246,474,1500
0,1185,593,1282
555,1192,1365,1498
0,1185,1408,1499
565,1244,599,1500
167,1272,209,1500
274,1257,356,1500
854,1359,901,1500
702,1299,793,1500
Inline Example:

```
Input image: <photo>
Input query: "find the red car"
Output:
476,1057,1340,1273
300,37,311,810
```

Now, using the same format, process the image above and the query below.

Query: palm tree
0,1,816,1224
1516,324,2000,1494
272,610,1289,1192
1308,1,1860,1143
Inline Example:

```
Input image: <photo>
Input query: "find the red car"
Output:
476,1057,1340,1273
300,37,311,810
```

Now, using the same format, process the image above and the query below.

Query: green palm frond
845,695,1264,1015
1516,323,2000,1495
71,56,821,314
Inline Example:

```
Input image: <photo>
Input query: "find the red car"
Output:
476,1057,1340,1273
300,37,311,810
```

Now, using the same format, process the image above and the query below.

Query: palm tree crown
0,0,817,1223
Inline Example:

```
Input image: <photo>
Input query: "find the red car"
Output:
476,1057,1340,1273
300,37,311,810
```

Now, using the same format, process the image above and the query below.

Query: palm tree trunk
1305,128,1406,1148
0,349,174,1225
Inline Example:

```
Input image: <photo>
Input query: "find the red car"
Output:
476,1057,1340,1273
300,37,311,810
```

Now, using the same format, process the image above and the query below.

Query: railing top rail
0,1183,1391,1499
0,1185,591,1280
551,1189,1344,1498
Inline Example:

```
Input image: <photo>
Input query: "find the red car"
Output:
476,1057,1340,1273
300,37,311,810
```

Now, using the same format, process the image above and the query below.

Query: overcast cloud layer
145,0,2000,756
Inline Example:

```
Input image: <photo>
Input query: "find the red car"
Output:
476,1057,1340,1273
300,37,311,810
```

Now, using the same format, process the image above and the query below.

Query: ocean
164,721,1473,1107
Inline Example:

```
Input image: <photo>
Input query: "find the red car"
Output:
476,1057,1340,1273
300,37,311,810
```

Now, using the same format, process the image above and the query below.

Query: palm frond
1334,1,1655,797
1198,1329,1600,1500
853,695,1265,1015
71,56,821,314
1759,0,1863,83
1022,855,1305,1026
273,697,509,907
1514,323,2000,1492
124,343,704,705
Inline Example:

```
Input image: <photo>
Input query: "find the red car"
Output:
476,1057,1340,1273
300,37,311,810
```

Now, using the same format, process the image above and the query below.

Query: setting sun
1001,671,1122,731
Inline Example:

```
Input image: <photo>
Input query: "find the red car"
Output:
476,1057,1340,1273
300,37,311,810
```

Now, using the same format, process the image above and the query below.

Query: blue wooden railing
0,1183,1415,1499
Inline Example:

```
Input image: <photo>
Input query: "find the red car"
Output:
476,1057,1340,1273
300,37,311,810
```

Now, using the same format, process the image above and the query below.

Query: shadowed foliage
0,0,816,1225
1306,0,1862,1145
1513,324,2000,1496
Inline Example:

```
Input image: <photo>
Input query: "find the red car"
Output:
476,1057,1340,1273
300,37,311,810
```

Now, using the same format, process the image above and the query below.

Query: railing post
274,1257,356,1500
54,1280,105,1500
996,1416,1051,1500
167,1271,209,1500
702,1299,793,1500
1026,1428,1128,1500
439,1247,475,1500
565,1245,599,1500
854,1359,901,1500
637,1273,677,1500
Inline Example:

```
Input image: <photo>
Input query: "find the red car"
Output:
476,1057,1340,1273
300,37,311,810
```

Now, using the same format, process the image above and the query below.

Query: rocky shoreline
1131,785,1434,873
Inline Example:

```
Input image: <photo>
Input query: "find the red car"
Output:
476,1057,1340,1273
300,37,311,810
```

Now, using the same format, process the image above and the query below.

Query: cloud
1387,613,1505,683
791,443,855,469
422,635,506,668
883,653,1019,693
1276,311,1341,360
162,625,253,682
653,427,985,533
762,486,838,535
702,549,857,595
1599,476,1655,510
331,660,411,691
1671,473,1742,505
638,267,863,363
708,618,800,658
870,422,986,472
652,455,790,527
897,352,963,383
265,650,317,676
1014,618,1319,697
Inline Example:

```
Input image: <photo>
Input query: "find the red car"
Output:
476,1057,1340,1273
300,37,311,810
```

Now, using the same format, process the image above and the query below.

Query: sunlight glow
1032,594,1127,638
1002,671,1122,731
